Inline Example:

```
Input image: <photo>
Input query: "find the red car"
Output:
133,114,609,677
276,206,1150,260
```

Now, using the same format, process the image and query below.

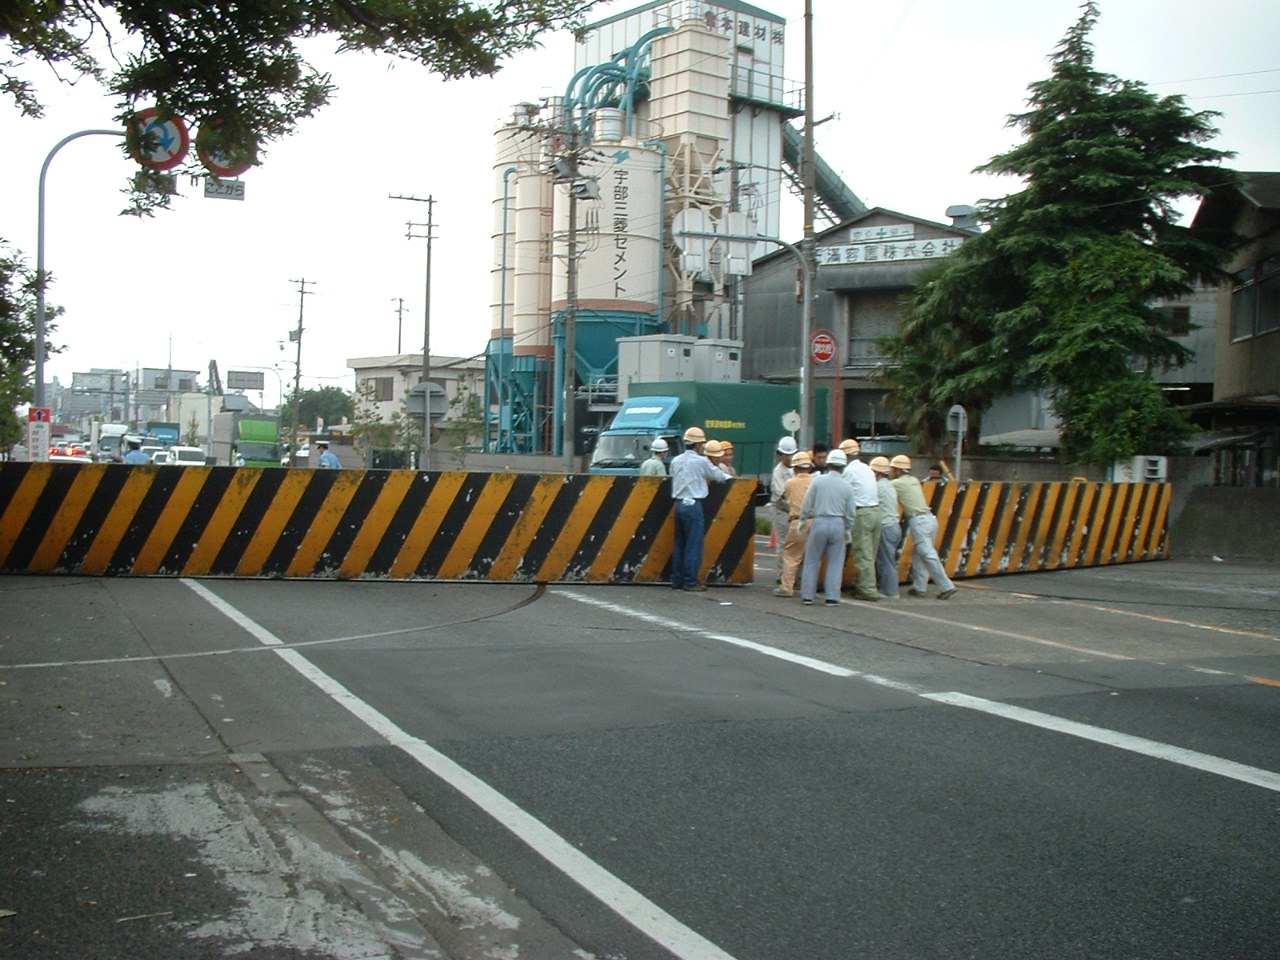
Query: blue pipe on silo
487,164,519,453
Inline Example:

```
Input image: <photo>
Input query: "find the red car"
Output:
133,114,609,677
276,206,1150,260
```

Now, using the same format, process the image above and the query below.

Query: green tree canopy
284,384,354,432
881,1,1239,465
0,243,62,453
2,0,593,212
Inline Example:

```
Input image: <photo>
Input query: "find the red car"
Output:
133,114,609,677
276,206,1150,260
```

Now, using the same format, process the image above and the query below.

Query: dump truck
211,412,281,466
588,381,829,487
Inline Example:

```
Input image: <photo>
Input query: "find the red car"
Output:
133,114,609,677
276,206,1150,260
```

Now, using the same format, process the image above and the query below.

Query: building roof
1191,172,1280,230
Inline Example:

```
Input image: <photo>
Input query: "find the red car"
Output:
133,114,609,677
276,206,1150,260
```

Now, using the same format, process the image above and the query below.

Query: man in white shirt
839,438,884,601
769,437,797,582
668,426,731,591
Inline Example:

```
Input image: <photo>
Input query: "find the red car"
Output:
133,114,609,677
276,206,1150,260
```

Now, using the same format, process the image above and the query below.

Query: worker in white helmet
769,436,798,582
889,454,957,599
798,448,857,606
640,437,669,476
839,438,884,601
668,425,731,591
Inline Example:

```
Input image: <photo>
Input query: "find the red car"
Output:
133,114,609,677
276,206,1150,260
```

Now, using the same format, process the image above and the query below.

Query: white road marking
181,579,739,960
556,589,1280,795
923,691,1280,794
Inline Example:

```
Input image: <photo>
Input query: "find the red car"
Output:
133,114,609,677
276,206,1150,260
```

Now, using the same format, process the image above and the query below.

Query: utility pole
564,173,580,473
287,278,314,465
392,297,405,354
390,193,435,469
800,0,818,451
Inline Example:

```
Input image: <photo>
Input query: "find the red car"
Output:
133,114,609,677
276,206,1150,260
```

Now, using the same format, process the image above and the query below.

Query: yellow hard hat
683,426,707,444
839,438,860,455
869,456,891,474
791,450,813,468
890,454,913,470
703,440,724,457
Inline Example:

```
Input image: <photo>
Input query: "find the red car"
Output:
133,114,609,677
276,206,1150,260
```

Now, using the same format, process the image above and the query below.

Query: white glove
844,530,853,545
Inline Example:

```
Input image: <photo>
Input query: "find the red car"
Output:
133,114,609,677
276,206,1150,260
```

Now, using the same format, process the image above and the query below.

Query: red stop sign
811,331,837,364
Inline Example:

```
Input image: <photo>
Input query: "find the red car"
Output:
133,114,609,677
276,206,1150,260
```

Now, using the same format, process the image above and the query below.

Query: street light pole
800,0,818,451
35,129,125,409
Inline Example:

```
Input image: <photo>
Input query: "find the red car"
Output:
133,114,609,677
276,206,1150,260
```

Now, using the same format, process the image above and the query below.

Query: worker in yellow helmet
668,426,731,591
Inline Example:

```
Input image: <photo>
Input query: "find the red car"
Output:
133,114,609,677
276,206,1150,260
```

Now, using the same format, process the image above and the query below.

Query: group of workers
641,428,955,602
769,437,955,605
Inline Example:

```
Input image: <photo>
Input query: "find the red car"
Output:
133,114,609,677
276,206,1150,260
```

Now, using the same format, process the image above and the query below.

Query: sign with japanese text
820,237,966,267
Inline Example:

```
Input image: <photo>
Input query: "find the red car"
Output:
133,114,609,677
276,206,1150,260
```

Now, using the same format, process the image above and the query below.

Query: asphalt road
2,551,1278,959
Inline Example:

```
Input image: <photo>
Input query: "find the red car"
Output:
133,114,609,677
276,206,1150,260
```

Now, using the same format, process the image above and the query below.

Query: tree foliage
2,0,593,214
0,243,62,455
286,384,353,431
881,2,1239,465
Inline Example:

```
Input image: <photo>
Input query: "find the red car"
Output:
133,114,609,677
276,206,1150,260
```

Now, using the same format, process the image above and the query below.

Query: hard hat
777,436,798,455
826,448,847,467
650,438,668,453
869,456,891,474
839,438,860,455
719,440,734,452
703,440,724,457
683,426,707,444
890,454,913,470
791,450,813,468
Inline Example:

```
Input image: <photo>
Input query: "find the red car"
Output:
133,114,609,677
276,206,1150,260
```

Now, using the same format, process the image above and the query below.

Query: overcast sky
3,0,1276,408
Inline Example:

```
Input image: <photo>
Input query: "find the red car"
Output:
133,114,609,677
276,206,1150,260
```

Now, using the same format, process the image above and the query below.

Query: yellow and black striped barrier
843,479,1169,585
0,463,757,584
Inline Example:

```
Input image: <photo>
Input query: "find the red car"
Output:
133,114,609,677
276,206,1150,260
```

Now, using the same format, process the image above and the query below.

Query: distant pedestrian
928,464,947,483
122,439,149,465
316,440,341,469
839,438,883,601
890,455,957,599
798,448,857,606
669,426,731,591
870,456,902,599
640,437,669,477
774,450,815,598
812,442,829,472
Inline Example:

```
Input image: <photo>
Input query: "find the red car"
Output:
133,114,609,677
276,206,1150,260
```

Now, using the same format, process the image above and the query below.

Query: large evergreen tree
882,2,1238,465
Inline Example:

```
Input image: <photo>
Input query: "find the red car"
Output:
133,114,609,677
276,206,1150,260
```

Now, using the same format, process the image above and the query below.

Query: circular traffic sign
811,330,837,364
128,107,190,171
196,121,253,178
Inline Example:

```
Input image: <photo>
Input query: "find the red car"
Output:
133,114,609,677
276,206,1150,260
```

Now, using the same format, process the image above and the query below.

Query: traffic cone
769,529,777,549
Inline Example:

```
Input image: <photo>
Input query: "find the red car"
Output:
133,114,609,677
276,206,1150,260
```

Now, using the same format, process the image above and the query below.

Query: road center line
556,589,1280,795
181,579,739,960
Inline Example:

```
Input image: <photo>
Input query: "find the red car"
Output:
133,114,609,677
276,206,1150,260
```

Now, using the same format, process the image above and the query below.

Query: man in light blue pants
798,448,858,606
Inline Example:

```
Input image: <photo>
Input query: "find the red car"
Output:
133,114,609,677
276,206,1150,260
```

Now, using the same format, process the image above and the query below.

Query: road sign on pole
811,330,837,365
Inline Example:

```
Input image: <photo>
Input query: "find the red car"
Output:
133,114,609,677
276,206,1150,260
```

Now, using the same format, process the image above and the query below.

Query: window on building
365,376,394,401
1155,305,1192,336
1231,256,1280,341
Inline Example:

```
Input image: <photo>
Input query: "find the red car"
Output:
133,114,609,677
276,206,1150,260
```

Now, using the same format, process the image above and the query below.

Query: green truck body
589,381,830,485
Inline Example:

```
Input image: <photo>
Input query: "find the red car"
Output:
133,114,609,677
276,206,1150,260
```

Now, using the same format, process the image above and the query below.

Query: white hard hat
826,449,847,467
777,436,798,455
650,438,668,452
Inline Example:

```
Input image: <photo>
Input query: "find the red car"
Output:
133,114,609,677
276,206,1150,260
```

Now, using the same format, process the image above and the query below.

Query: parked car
140,444,166,462
162,446,208,466
48,453,94,464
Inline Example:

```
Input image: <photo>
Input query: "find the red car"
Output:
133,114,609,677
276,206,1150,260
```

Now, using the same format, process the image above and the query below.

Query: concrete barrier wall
0,463,757,584
871,479,1170,581
0,465,1169,584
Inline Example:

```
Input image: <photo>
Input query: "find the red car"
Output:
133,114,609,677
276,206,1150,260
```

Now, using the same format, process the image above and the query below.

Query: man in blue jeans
668,425,731,590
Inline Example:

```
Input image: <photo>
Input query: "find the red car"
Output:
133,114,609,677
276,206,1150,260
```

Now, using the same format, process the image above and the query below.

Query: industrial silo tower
485,1,860,455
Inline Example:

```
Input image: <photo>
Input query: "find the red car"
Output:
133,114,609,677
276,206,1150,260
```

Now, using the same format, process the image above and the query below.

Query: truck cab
588,397,684,475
